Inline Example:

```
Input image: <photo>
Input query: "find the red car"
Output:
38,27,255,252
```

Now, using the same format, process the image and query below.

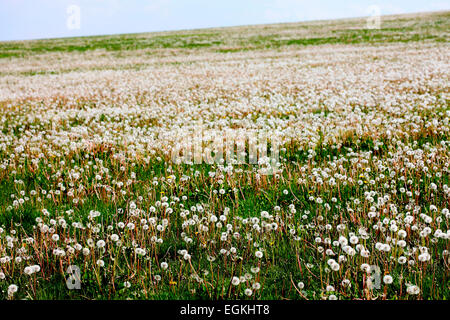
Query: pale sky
0,0,449,41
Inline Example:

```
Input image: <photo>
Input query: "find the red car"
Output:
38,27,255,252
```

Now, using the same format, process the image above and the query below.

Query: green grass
0,11,448,59
0,11,449,301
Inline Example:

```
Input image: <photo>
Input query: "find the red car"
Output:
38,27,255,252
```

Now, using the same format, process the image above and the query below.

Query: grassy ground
0,11,449,300
0,11,449,59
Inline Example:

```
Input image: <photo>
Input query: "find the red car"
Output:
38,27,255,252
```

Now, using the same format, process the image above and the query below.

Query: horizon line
2,9,448,44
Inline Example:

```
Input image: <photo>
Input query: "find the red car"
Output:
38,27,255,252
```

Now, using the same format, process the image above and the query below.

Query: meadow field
0,11,449,300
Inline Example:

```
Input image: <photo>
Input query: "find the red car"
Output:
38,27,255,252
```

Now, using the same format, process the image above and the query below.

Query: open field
0,11,449,300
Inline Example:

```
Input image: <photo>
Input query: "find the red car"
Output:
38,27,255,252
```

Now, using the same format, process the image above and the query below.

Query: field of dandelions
0,11,449,300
